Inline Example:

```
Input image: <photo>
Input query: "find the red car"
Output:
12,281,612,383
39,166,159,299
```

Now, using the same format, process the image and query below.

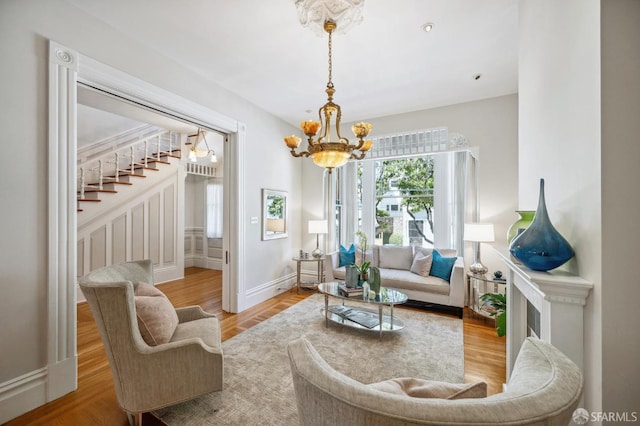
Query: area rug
154,294,463,425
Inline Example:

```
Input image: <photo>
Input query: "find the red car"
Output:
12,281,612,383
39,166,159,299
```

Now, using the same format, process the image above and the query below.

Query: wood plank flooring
6,268,505,425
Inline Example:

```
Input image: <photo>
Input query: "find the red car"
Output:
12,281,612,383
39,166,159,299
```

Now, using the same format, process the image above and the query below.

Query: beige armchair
79,260,223,425
287,337,583,425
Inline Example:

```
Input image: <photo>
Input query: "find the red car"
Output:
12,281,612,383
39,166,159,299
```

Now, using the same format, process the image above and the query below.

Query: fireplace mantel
495,248,593,379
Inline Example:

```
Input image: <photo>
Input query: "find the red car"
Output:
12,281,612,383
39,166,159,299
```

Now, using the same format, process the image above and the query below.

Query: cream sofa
287,336,583,426
324,245,465,317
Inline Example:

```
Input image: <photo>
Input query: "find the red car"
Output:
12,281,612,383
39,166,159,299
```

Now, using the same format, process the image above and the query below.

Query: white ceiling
68,0,518,129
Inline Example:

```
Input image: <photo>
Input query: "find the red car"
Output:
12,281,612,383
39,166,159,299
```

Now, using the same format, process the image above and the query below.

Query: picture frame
262,189,288,240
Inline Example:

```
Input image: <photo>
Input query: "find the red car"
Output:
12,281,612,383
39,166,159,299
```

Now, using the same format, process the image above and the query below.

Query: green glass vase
507,210,535,243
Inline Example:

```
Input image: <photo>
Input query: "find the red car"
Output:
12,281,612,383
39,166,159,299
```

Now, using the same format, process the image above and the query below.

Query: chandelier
187,128,217,163
284,13,373,172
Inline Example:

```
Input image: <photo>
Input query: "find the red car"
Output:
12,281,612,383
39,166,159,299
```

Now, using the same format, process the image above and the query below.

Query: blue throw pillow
429,249,457,282
339,244,356,267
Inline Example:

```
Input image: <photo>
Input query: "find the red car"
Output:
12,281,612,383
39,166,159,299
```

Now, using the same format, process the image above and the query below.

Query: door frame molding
47,40,244,401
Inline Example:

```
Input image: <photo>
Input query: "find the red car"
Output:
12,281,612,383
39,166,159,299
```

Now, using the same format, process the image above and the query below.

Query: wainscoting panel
163,185,175,264
148,193,160,265
131,203,145,260
184,227,222,270
77,173,184,302
112,214,127,265
90,226,107,271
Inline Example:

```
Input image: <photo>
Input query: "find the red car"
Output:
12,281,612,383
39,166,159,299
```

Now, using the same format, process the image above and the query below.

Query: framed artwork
262,189,288,240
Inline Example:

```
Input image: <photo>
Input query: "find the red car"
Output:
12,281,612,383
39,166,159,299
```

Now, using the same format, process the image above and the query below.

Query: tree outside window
369,157,435,247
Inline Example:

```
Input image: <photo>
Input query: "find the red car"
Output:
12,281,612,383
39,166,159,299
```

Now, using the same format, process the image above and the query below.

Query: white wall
518,0,603,414
600,0,640,415
0,0,301,420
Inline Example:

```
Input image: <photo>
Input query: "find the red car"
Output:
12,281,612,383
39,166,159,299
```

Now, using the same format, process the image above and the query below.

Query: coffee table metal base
322,298,405,339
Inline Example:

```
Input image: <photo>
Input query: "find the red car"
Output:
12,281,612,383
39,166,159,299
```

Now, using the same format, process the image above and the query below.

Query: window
206,178,223,238
372,156,435,248
332,128,476,255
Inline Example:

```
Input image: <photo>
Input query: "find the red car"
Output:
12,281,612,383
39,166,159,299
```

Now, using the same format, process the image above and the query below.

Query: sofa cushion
410,252,432,277
339,244,355,267
171,317,221,349
134,282,179,346
380,268,450,295
429,249,457,282
378,245,413,270
415,247,456,258
369,377,487,400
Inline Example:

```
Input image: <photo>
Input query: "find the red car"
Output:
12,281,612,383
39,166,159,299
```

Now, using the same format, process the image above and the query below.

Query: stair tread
145,158,171,164
78,146,179,214
112,172,146,178
88,180,133,186
79,189,117,194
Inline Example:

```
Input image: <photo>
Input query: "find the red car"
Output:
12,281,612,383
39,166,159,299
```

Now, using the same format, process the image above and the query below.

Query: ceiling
68,0,518,131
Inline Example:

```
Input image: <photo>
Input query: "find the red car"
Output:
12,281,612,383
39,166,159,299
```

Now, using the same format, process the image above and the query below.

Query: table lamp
308,220,328,258
464,223,495,275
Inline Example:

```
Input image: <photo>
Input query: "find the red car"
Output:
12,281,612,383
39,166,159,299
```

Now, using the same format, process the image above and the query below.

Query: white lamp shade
464,223,495,242
308,220,328,234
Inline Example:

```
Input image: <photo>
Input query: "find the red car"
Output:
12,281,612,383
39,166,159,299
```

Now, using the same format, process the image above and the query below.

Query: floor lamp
464,223,495,275
309,220,328,258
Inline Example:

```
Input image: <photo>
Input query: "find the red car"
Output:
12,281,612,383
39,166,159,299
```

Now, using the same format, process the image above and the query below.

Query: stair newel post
130,146,135,175
157,134,162,161
114,152,120,183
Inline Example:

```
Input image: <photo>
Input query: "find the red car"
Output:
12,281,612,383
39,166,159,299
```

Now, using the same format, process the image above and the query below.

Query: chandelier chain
327,29,333,88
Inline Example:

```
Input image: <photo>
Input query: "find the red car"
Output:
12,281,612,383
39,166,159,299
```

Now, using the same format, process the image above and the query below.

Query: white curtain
206,178,223,238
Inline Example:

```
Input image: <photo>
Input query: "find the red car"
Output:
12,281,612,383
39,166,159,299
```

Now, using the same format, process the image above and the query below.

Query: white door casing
47,40,244,403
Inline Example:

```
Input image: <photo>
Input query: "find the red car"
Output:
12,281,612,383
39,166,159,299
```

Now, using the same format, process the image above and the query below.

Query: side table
466,272,506,318
292,256,324,293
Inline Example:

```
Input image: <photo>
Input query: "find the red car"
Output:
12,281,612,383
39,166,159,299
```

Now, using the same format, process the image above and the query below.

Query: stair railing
78,130,179,198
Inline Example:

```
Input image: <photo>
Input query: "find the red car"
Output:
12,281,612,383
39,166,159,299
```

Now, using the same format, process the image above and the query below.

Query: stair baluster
98,159,104,190
114,152,120,183
143,139,149,168
129,146,135,175
156,135,162,161
79,168,85,199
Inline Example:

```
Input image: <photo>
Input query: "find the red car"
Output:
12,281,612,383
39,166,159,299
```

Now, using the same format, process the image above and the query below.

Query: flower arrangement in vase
354,230,370,283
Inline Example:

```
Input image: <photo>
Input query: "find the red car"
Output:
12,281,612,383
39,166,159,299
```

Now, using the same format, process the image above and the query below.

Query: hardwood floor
6,268,505,425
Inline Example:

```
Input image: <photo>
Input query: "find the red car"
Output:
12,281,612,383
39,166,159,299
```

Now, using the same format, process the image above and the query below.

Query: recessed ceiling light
422,22,435,33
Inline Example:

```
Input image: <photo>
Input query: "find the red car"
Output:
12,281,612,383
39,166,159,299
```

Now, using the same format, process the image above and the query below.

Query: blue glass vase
509,179,574,271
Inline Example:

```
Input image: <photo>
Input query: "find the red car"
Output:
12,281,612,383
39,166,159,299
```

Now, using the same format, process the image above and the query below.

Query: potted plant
479,291,506,337
354,230,370,281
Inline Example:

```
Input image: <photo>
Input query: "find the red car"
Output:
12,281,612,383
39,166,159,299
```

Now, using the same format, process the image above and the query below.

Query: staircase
77,127,181,213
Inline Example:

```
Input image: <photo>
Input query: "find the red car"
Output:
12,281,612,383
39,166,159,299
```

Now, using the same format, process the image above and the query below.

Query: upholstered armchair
79,260,223,426
287,337,583,425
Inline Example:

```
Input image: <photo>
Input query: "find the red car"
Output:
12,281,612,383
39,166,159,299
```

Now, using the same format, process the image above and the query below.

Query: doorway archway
48,40,244,400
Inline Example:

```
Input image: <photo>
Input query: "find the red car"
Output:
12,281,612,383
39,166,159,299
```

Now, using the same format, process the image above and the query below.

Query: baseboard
154,264,183,284
0,368,47,424
185,256,222,270
240,274,296,311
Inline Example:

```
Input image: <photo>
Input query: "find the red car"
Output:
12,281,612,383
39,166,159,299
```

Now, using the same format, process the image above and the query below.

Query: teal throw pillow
339,244,356,267
429,249,457,282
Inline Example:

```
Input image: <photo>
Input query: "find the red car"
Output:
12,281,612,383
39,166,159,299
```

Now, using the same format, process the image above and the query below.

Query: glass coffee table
317,282,408,339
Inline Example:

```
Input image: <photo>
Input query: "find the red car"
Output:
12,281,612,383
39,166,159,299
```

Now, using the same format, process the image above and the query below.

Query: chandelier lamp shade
284,16,373,172
463,223,495,275
188,128,217,163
